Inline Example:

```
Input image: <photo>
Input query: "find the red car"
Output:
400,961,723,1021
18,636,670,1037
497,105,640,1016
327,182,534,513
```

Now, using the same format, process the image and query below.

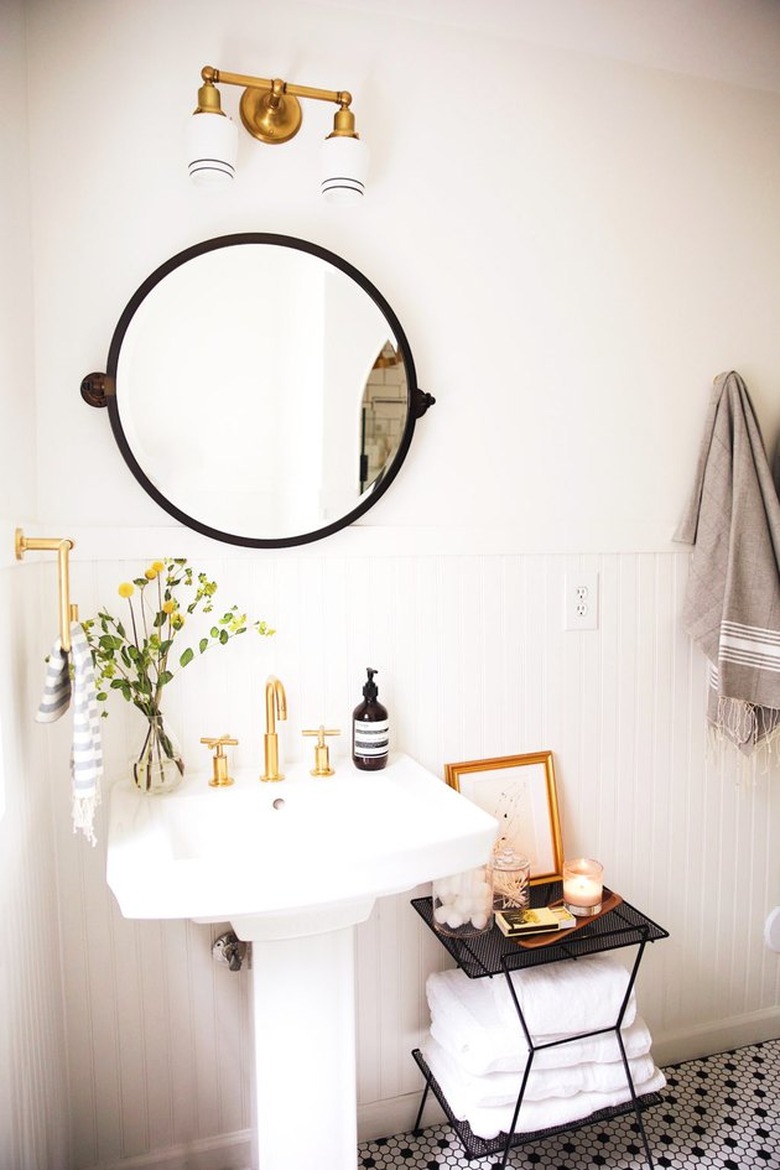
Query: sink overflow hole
272,798,285,810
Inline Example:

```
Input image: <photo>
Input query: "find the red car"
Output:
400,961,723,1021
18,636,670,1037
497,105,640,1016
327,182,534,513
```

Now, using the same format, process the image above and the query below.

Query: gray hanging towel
674,370,780,754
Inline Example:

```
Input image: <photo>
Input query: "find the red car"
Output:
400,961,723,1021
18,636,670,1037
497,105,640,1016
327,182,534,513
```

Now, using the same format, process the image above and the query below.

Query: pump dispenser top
352,667,389,771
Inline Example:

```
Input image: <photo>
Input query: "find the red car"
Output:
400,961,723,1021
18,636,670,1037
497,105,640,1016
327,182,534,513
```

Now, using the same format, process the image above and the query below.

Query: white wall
0,1,70,1167
5,1,780,1167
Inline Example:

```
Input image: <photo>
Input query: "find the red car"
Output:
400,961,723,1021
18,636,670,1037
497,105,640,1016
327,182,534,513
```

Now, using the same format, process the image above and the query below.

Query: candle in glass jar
562,858,603,917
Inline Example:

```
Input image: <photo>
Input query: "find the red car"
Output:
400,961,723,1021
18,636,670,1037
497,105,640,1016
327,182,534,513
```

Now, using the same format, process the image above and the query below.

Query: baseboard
358,1007,780,1144
87,1009,780,1165
358,1090,446,1143
651,1006,780,1068
84,1129,252,1170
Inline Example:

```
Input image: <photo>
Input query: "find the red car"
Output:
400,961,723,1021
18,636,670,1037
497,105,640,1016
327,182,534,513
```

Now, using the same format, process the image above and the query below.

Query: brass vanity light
186,65,369,203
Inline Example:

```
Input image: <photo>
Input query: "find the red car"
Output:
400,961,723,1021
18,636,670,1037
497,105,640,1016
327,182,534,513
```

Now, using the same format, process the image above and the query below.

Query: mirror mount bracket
80,371,115,408
413,388,436,418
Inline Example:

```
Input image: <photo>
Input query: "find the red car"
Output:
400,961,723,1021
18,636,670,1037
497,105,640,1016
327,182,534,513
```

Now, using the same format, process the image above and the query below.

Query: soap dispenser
352,667,389,771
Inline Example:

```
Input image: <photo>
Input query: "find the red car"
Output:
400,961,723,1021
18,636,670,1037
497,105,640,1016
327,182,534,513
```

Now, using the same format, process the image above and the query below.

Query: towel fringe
706,710,780,784
72,793,101,848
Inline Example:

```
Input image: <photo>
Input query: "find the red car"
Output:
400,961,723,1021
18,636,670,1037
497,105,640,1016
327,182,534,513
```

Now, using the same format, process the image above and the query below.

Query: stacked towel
492,952,635,1034
420,1033,666,1139
425,961,665,1140
427,964,643,1075
37,622,103,846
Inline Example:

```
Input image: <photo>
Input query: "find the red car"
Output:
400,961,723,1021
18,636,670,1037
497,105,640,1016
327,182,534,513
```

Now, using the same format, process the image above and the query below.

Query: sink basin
106,751,498,1170
107,751,498,938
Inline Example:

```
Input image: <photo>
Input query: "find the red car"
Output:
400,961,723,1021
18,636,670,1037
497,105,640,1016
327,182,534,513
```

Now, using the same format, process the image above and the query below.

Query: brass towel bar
15,527,78,652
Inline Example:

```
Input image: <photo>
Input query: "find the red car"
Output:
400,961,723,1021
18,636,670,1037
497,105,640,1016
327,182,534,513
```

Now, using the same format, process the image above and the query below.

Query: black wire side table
411,882,669,1169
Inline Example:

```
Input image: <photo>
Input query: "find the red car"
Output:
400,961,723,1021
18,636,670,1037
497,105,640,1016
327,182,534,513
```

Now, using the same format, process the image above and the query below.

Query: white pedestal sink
107,753,498,1170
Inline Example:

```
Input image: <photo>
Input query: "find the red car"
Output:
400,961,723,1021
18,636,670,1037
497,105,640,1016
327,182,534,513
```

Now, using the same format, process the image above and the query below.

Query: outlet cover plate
564,570,599,631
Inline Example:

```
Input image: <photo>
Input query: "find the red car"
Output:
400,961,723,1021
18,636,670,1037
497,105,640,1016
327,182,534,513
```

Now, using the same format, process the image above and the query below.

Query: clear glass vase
133,713,184,795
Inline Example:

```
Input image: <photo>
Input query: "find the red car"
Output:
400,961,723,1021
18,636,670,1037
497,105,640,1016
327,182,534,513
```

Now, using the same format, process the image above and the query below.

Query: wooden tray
516,888,623,948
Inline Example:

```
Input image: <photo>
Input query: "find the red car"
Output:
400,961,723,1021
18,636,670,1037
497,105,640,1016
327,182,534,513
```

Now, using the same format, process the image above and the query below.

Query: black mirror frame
81,232,434,548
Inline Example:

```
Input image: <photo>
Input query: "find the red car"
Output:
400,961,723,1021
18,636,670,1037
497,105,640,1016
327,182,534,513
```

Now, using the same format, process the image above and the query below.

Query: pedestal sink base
249,927,358,1170
106,755,500,1168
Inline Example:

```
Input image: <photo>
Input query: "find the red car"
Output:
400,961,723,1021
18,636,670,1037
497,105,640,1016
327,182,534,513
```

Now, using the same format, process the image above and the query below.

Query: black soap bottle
352,667,389,771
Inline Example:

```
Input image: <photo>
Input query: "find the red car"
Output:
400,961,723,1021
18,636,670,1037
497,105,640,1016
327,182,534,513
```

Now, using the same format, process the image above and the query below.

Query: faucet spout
261,676,287,781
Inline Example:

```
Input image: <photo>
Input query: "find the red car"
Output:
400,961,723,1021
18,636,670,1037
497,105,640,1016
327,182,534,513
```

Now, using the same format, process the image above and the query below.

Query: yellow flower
118,582,134,598
145,567,158,580
162,599,176,614
151,560,165,573
171,613,185,629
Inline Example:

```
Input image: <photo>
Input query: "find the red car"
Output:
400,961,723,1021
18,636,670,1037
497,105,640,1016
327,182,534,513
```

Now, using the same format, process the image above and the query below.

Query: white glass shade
186,111,238,186
321,135,369,205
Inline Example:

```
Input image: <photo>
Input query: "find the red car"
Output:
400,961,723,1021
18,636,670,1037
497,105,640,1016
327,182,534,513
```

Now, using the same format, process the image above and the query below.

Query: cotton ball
445,909,465,928
433,904,450,925
471,913,489,930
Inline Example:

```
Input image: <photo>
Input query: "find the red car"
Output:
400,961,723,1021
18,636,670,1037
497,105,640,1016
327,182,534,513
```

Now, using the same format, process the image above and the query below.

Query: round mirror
83,233,433,547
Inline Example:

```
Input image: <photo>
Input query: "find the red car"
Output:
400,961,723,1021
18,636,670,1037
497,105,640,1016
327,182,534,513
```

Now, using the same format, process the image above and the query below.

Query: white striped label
353,720,389,757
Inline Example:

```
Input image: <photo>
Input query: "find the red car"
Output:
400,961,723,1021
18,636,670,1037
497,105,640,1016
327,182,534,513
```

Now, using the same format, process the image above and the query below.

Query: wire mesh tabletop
411,882,669,979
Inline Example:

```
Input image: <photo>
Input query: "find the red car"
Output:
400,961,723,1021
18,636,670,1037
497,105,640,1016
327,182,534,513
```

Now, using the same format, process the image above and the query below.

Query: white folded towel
427,967,646,1075
493,953,635,1035
421,1033,666,1140
421,1033,656,1106
37,622,103,846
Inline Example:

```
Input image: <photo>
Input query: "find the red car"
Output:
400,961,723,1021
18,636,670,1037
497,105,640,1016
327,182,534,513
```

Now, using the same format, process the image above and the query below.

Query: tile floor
358,1038,779,1169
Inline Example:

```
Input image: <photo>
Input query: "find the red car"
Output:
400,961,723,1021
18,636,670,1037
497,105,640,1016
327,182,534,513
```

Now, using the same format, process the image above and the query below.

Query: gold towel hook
15,528,78,652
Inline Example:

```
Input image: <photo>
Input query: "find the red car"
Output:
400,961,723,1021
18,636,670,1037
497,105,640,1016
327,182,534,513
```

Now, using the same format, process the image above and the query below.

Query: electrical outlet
564,571,599,630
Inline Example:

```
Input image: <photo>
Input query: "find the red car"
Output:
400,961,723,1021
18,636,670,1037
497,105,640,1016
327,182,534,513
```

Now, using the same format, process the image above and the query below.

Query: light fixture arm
201,65,353,112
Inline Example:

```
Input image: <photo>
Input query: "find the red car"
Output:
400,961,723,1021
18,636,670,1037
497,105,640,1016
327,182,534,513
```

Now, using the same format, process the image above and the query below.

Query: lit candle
563,858,604,917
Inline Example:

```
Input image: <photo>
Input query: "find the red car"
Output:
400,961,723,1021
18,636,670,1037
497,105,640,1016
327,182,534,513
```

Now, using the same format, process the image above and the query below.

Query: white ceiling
320,0,780,93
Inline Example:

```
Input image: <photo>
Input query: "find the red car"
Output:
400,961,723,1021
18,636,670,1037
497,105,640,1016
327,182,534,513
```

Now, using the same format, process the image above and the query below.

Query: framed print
445,751,564,883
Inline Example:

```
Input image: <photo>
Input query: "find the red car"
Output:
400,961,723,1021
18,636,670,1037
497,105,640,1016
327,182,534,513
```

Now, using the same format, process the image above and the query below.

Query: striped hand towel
36,622,103,845
674,371,780,755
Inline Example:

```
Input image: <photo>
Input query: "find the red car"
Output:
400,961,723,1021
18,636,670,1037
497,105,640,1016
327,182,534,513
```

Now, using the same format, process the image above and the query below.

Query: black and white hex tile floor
358,1039,779,1169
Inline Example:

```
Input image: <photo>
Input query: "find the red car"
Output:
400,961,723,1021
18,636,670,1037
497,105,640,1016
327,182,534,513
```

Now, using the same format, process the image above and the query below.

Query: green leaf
199,638,209,654
158,670,174,687
219,629,229,644
180,647,194,667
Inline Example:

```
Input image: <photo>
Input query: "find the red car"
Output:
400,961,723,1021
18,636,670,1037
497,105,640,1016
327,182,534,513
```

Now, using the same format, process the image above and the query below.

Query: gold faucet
260,675,287,781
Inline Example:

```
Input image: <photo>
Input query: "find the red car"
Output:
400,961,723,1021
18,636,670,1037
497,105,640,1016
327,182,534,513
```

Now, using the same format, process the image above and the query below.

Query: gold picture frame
445,751,564,884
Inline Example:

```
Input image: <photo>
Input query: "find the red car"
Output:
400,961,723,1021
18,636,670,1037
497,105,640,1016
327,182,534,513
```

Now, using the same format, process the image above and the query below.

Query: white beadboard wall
0,563,70,1170
29,547,777,1169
